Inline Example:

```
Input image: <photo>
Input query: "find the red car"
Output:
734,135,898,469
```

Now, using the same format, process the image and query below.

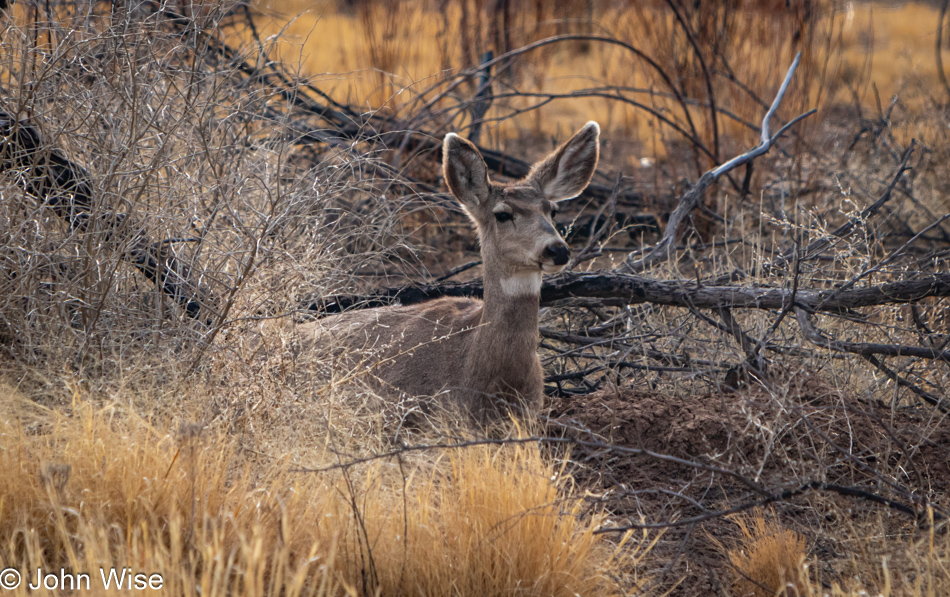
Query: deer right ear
443,133,490,206
528,121,600,202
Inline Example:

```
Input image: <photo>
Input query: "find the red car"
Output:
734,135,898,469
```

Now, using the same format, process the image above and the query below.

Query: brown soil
547,373,950,595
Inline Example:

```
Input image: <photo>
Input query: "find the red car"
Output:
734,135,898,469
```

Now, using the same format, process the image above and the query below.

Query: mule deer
302,122,600,423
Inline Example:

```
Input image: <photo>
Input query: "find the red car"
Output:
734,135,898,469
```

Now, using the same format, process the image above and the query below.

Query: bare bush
0,1,416,380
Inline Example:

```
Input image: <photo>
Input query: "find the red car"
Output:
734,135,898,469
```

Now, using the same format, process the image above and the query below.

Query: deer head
442,121,600,295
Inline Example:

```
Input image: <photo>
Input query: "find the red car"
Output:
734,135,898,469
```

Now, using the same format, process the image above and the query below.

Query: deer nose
544,244,570,266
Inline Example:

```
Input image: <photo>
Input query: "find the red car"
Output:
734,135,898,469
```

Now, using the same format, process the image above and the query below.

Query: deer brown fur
300,122,600,424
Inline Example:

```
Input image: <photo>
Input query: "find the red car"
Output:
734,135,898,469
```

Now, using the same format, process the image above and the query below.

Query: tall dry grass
717,509,950,597
0,382,644,596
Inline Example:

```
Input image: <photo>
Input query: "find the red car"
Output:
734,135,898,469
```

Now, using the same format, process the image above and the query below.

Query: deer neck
476,259,542,352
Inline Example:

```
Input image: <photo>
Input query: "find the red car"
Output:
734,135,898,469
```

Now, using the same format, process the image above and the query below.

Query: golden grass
244,1,950,153
0,381,641,596
716,509,950,597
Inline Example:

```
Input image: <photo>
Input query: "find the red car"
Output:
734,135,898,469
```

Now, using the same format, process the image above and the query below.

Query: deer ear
443,133,490,206
528,121,600,202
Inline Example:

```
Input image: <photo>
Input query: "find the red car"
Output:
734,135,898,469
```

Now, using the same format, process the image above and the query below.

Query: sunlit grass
244,1,950,156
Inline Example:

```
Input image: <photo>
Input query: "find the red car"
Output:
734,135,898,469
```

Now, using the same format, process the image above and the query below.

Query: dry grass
0,381,642,596
717,509,950,597
724,512,809,597
245,1,950,153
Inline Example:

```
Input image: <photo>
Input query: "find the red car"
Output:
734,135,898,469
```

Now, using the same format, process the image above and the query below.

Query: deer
300,121,600,424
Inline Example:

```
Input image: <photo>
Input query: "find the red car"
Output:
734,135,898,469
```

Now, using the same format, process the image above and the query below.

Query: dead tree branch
290,435,933,532
291,435,767,495
616,52,815,274
310,271,950,316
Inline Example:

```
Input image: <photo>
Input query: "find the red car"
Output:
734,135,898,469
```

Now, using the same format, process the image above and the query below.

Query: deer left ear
443,132,491,207
528,121,600,202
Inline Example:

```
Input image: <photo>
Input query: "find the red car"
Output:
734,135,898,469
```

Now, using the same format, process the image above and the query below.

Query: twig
795,308,948,410
595,480,929,533
795,308,950,362
434,260,481,283
824,213,950,301
863,354,947,412
467,51,494,146
291,435,768,495
767,142,916,273
568,172,622,270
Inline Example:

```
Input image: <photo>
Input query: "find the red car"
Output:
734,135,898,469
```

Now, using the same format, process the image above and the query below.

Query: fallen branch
310,271,950,316
288,434,935,532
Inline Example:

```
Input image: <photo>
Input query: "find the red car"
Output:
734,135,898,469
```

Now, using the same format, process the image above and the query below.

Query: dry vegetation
2,0,950,595
0,386,636,596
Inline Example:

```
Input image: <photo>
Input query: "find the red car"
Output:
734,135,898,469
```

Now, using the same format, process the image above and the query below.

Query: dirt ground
547,373,950,594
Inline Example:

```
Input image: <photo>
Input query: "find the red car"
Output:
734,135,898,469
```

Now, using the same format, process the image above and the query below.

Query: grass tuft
726,512,809,597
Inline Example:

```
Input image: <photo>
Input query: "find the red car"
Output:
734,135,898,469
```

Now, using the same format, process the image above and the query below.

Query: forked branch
616,52,815,274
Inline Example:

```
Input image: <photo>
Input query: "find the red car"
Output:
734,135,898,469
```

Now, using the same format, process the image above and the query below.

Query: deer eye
494,211,513,223
550,208,558,219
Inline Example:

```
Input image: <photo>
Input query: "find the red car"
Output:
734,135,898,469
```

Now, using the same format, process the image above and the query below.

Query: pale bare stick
616,52,815,274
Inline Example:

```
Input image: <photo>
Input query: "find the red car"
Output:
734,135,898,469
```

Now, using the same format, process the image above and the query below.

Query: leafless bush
0,1,423,384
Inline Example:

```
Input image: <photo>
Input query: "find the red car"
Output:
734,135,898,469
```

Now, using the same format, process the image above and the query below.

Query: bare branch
616,53,814,274
290,435,767,495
